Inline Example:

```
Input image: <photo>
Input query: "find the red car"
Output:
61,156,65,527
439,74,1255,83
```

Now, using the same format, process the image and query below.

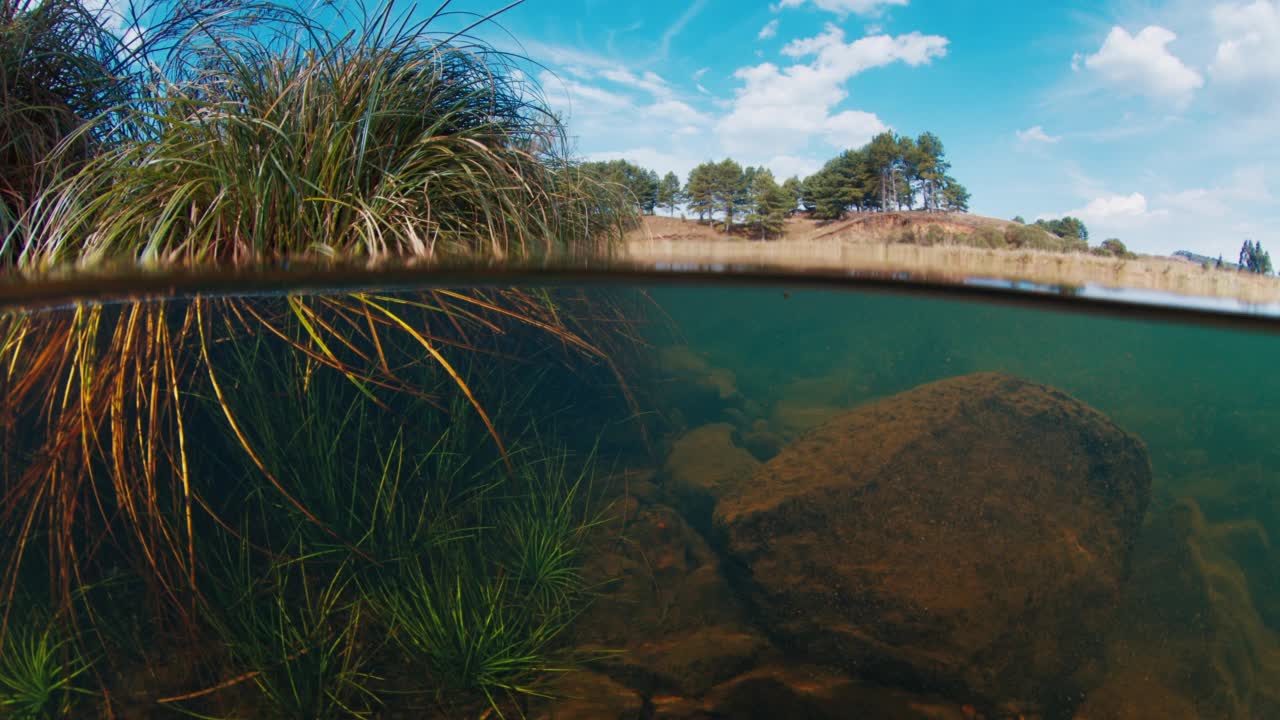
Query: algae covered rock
532,671,644,720
653,346,745,429
571,502,776,698
696,664,979,720
1076,499,1280,720
714,372,1152,715
662,423,760,527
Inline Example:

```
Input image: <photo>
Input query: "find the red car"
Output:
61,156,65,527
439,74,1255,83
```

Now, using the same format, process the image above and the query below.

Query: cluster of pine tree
682,161,800,238
576,159,662,214
576,131,972,239
1239,239,1273,275
801,131,968,219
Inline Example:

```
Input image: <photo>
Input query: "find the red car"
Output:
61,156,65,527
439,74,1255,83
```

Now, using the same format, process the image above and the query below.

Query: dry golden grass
629,216,1280,305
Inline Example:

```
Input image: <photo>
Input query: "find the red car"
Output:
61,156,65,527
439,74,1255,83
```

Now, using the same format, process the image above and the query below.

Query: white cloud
1157,165,1272,218
600,68,672,98
84,0,129,33
1209,1,1280,94
1056,193,1169,228
717,24,947,155
539,72,632,118
773,0,909,17
759,20,780,40
823,110,890,147
642,99,713,126
585,148,699,183
765,154,824,180
1080,26,1198,106
1016,125,1062,145
1082,26,1203,107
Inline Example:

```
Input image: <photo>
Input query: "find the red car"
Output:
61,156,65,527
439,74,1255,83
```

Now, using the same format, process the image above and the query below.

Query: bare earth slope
627,213,1280,305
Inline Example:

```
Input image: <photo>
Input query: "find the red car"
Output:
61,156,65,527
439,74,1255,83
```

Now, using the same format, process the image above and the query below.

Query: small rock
531,671,643,720
572,503,775,698
662,423,759,528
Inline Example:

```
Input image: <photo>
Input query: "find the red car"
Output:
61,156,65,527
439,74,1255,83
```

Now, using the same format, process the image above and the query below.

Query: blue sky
440,0,1280,257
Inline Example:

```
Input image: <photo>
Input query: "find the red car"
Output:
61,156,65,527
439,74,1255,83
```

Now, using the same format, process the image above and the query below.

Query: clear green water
1,281,1277,719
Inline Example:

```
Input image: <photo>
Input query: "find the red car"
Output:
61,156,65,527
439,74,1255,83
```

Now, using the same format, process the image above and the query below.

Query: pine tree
656,171,683,216
867,132,899,210
709,158,747,231
746,170,790,239
781,177,803,214
1240,239,1274,274
940,179,970,212
914,132,950,212
684,163,716,221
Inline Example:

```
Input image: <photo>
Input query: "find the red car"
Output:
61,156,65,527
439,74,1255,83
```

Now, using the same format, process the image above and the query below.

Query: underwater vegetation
0,611,89,719
0,1,653,715
0,291,643,718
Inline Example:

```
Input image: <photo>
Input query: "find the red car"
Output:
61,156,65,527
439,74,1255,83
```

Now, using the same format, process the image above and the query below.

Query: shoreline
626,217,1280,306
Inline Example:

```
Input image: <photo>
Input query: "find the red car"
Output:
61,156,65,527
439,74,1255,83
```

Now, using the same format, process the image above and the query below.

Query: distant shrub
883,220,1091,255
1005,224,1046,249
973,228,1006,249
1092,238,1136,259
889,227,919,245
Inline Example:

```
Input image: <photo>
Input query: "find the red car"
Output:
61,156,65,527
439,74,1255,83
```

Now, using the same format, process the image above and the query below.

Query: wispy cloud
1016,125,1062,147
772,0,909,17
651,0,709,62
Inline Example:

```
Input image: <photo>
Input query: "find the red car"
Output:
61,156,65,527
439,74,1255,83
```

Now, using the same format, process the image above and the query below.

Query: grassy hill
626,213,1280,305
638,212,1039,245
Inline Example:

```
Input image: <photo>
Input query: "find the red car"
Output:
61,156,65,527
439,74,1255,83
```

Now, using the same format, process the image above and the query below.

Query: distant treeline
574,157,799,238
577,131,972,239
577,133,1153,260
1175,242,1273,274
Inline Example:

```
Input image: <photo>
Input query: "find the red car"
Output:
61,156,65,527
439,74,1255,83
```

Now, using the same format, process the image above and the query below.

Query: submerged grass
199,545,379,720
169,332,610,717
374,446,602,713
0,610,90,719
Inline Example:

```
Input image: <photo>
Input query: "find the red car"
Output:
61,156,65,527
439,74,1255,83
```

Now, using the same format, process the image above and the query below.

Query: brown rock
740,427,786,462
701,664,977,720
768,399,843,440
532,671,644,720
572,503,776,697
1072,670,1198,720
662,423,759,527
1080,500,1280,720
715,372,1152,714
655,343,747,407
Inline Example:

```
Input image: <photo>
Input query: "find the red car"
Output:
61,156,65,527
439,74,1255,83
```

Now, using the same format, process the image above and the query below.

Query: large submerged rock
713,372,1152,714
1075,499,1280,720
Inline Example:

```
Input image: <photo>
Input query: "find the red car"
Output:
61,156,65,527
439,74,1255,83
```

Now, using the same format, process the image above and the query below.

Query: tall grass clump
0,0,130,243
0,2,648,714
13,1,634,268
